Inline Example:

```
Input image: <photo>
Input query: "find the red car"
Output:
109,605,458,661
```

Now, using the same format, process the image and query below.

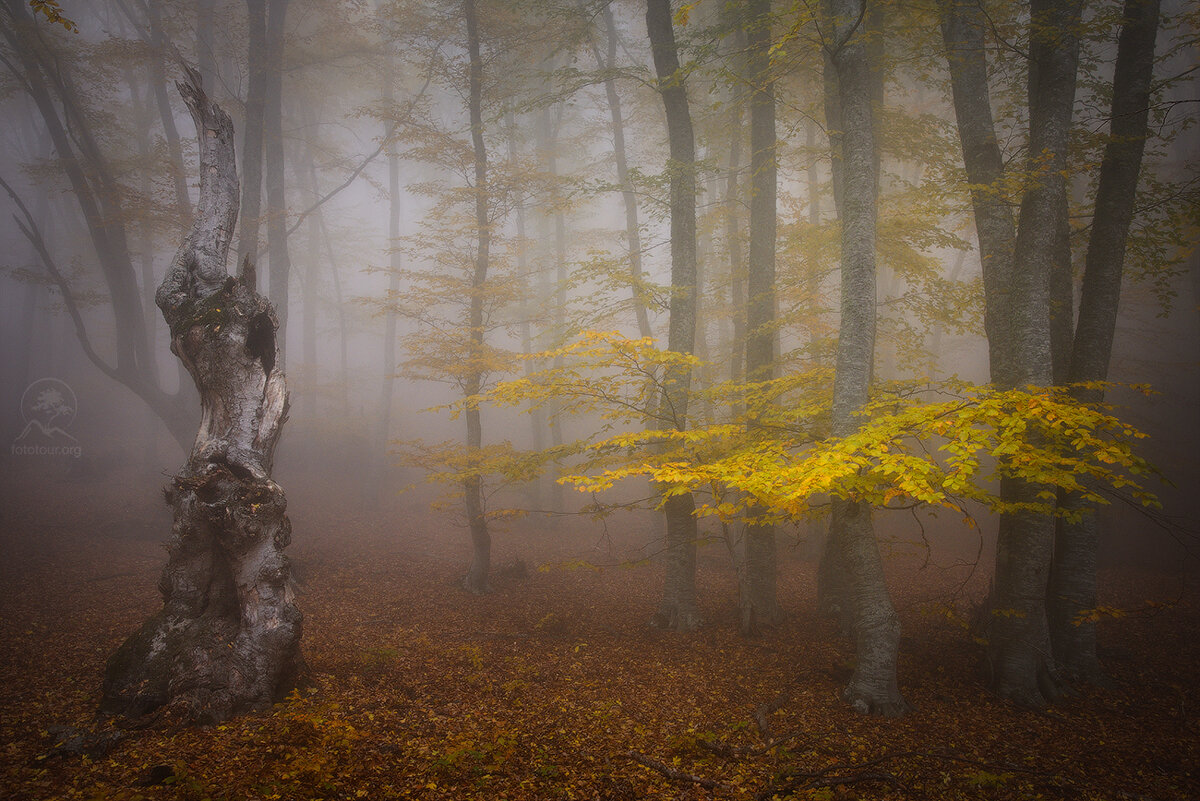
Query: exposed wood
100,67,303,724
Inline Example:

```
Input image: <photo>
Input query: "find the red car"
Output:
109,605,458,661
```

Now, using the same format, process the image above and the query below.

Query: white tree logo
15,377,78,445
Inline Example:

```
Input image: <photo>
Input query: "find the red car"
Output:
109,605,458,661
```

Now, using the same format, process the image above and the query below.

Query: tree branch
0,175,122,384
627,751,731,791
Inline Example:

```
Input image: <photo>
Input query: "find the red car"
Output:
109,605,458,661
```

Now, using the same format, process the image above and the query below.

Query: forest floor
0,458,1197,801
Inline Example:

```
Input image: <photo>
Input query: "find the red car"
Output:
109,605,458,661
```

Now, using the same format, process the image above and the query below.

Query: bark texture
739,0,781,634
987,0,1082,707
1050,0,1160,684
647,0,700,632
940,0,1017,388
101,68,303,724
826,0,906,716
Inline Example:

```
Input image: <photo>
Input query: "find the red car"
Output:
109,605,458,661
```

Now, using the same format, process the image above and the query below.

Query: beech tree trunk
263,0,292,359
646,0,701,632
0,0,194,450
506,111,546,509
815,46,852,630
544,102,568,514
375,38,403,502
987,0,1082,707
940,0,1017,389
739,0,781,634
826,0,906,716
586,1,652,340
461,0,492,595
101,68,303,724
1050,0,1160,684
237,0,267,274
724,92,746,388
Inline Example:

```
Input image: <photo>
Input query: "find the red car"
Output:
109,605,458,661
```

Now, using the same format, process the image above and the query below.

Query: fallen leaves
0,467,1196,800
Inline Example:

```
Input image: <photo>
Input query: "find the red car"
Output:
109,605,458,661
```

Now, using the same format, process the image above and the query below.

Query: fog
2,0,1195,567
1,1,1199,792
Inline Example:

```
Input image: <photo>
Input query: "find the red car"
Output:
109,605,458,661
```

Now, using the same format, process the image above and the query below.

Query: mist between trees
1,0,1198,726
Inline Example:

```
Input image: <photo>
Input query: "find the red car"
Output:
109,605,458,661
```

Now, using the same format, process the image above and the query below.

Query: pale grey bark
987,0,1082,707
585,1,653,340
739,0,781,634
825,0,906,716
806,120,821,224
547,103,568,513
506,111,546,508
102,68,303,723
724,75,746,388
940,0,1017,389
647,0,700,632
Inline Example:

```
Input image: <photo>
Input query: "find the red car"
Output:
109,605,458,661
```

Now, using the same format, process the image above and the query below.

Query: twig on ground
627,751,731,791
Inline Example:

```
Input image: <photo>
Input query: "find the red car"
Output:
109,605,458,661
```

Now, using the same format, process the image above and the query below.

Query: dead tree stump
100,66,303,724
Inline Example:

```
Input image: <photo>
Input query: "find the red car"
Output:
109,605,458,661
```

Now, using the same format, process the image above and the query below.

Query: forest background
0,0,1198,798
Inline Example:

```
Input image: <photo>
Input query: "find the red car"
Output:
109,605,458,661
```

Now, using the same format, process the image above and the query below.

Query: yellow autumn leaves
421,331,1157,526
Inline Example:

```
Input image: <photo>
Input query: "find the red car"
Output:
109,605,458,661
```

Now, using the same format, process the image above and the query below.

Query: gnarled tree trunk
101,67,303,724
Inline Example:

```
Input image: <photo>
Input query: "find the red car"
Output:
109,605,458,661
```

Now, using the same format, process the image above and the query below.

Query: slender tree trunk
196,0,217,90
263,0,291,362
316,212,351,416
987,0,1083,707
816,44,852,630
693,175,716,424
461,0,491,595
940,0,1017,388
550,105,568,513
533,101,569,512
301,161,320,420
145,1,193,224
376,45,404,501
129,78,164,468
1050,0,1160,685
826,0,906,716
724,89,745,387
739,0,781,634
506,112,545,507
237,0,267,278
588,1,653,340
806,120,821,224
102,69,303,723
0,0,192,449
646,0,700,632
2,280,38,448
